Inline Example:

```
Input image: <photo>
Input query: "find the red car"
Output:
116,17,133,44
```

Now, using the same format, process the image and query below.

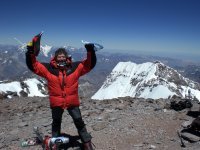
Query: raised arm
26,44,49,78
79,44,97,76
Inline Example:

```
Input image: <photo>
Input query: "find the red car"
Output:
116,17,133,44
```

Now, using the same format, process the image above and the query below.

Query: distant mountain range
92,61,200,100
0,44,200,99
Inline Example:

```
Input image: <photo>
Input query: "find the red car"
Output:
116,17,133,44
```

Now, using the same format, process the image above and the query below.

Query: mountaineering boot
83,140,94,150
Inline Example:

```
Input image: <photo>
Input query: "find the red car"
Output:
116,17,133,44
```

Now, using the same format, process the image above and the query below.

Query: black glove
85,43,94,52
26,42,34,54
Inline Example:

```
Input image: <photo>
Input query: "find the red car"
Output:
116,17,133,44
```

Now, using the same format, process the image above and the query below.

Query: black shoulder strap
42,63,59,76
41,61,81,76
66,61,81,75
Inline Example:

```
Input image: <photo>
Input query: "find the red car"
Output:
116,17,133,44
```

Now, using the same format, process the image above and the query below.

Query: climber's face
56,53,67,62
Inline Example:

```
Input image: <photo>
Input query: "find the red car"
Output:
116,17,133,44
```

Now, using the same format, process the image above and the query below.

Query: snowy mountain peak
41,44,52,57
92,61,200,100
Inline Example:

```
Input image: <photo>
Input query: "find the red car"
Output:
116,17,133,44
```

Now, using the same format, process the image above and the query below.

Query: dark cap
55,48,68,58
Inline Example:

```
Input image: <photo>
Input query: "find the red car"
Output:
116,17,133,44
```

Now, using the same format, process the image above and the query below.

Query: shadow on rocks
181,128,200,143
186,111,200,118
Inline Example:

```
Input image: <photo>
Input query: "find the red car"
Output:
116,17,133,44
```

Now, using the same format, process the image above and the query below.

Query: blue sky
0,0,199,61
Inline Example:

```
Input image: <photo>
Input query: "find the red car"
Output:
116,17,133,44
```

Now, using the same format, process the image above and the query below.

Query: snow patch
139,85,176,99
24,78,46,97
0,78,47,98
0,81,22,96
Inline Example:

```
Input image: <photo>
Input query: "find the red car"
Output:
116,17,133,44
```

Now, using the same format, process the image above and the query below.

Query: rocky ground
0,96,199,150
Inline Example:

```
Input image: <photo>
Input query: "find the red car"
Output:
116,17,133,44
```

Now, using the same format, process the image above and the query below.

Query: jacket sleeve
26,52,49,78
78,50,96,76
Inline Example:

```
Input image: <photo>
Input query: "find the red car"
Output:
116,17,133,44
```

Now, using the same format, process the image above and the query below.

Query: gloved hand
85,43,94,52
26,42,34,54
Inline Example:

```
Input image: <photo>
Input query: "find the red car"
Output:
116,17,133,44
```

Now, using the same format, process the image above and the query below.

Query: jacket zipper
62,70,65,90
61,70,67,108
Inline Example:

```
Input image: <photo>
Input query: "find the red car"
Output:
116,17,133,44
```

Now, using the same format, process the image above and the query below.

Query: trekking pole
177,130,186,147
33,127,44,142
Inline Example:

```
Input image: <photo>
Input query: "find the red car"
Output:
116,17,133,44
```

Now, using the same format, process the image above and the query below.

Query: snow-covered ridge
92,61,200,100
0,78,47,99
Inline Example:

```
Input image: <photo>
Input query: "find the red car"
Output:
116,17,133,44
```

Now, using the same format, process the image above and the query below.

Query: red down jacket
26,50,96,109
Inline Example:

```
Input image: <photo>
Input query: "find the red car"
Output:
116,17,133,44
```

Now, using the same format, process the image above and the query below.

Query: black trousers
51,106,92,143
